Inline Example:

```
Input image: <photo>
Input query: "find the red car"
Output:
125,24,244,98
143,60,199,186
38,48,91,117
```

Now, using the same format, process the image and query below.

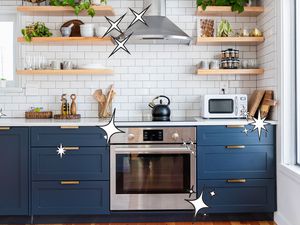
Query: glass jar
227,59,234,69
221,50,226,59
233,59,240,69
234,49,239,58
225,50,230,58
221,60,228,69
229,49,235,58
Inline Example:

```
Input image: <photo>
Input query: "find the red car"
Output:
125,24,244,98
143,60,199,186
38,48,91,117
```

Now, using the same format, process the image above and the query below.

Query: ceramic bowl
61,27,72,37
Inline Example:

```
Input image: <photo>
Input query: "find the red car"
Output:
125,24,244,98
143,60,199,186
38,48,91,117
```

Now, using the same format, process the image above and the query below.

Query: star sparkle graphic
57,144,66,158
103,13,126,37
186,191,209,217
251,111,268,140
109,33,133,58
210,191,216,197
242,127,249,135
0,108,6,118
127,5,151,29
99,108,124,143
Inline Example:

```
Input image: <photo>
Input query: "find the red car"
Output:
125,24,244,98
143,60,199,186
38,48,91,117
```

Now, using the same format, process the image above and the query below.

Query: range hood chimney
120,0,192,45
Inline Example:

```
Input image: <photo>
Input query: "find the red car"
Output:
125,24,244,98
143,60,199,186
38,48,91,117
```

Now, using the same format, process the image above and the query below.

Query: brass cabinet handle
64,147,80,151
227,179,247,183
226,125,245,128
226,145,246,149
60,126,79,129
0,127,10,131
60,181,80,185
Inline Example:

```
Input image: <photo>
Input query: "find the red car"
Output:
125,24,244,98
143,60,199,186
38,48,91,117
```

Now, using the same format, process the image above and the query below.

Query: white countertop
0,117,278,127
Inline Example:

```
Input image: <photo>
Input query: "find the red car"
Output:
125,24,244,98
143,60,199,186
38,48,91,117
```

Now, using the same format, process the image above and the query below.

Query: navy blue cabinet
31,126,110,215
0,127,29,215
32,181,109,215
31,127,107,147
32,147,109,181
197,179,276,213
196,125,276,214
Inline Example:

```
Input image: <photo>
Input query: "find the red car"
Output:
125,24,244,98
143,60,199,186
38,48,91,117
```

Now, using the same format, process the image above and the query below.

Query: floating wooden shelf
17,5,115,16
197,69,264,75
196,6,264,17
196,36,265,45
17,37,113,45
16,69,113,75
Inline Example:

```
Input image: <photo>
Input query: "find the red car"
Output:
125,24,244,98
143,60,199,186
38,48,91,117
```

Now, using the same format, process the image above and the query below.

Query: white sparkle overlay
103,13,126,37
186,191,209,217
57,144,66,158
99,109,124,143
127,5,151,29
0,108,6,118
250,111,268,140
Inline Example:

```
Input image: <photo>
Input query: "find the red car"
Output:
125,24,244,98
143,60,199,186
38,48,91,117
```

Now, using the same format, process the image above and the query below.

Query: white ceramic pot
95,26,108,37
91,0,101,5
80,24,95,37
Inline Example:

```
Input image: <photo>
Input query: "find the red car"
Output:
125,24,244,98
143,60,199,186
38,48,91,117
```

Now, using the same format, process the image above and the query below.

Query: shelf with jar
197,48,263,76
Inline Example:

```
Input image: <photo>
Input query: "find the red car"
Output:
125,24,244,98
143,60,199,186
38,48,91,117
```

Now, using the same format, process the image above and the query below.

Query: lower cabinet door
32,181,109,215
197,179,276,213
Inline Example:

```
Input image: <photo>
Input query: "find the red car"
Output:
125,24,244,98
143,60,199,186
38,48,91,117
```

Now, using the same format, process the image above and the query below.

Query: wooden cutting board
248,90,265,118
260,90,277,119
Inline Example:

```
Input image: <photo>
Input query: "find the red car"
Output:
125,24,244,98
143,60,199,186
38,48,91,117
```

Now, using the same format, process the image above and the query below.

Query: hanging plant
49,0,108,17
197,0,250,13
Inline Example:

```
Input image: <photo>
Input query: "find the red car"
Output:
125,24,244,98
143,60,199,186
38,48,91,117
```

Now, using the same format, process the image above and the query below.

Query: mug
50,61,61,70
209,60,220,69
199,60,209,69
62,61,73,70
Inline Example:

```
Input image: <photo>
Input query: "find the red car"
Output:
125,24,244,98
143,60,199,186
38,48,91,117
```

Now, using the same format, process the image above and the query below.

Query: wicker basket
25,111,53,119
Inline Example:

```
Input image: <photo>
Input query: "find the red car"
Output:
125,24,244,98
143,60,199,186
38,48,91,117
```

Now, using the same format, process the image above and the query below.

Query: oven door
110,145,196,210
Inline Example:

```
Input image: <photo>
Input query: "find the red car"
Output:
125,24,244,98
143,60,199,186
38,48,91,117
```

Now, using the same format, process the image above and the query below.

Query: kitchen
0,0,297,225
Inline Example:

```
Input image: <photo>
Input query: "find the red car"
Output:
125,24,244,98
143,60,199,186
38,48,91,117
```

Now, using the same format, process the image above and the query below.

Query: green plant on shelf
49,0,108,17
21,22,52,42
217,19,233,37
197,0,250,13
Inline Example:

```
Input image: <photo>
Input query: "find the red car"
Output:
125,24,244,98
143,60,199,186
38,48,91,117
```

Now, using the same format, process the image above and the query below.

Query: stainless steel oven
110,127,196,211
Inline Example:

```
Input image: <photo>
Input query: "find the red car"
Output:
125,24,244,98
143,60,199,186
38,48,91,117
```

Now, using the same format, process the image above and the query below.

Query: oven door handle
113,147,194,154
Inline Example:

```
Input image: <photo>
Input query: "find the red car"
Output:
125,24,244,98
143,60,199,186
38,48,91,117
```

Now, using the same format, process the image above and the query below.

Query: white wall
0,0,260,118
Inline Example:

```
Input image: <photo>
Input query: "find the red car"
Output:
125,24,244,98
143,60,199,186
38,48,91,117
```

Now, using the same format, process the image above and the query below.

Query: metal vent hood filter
120,0,192,45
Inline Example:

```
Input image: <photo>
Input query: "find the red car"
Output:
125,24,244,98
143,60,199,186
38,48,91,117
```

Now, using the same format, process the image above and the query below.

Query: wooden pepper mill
70,94,77,115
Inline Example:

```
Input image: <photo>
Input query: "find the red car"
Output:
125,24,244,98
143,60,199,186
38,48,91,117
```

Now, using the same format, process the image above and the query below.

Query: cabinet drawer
31,127,107,147
197,125,275,146
197,145,275,179
32,181,109,215
32,147,109,181
197,179,276,213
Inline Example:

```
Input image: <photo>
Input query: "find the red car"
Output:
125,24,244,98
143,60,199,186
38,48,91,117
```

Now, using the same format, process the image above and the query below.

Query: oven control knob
128,133,135,140
171,132,180,141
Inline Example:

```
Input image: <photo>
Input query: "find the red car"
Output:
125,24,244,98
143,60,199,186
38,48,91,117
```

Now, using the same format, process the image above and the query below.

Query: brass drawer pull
60,126,79,129
64,147,80,151
227,179,247,183
60,181,80,185
0,127,10,131
226,125,245,128
226,145,246,149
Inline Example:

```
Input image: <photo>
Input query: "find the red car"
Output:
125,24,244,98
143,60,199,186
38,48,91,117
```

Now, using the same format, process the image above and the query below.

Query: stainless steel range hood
120,0,192,45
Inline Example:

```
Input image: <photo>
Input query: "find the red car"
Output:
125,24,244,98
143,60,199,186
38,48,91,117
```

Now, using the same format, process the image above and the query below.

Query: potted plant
197,0,250,13
21,22,52,42
49,0,108,17
0,78,6,88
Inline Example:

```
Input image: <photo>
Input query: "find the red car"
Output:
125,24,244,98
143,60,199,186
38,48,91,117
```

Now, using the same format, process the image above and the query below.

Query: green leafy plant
21,22,52,42
217,19,232,37
197,0,249,13
49,0,108,17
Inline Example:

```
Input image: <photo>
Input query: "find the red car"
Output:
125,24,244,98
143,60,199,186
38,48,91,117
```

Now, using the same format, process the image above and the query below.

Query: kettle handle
152,95,170,106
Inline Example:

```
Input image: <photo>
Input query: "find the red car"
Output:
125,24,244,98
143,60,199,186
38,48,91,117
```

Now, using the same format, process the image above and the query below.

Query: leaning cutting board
248,90,265,118
60,20,84,37
259,90,277,119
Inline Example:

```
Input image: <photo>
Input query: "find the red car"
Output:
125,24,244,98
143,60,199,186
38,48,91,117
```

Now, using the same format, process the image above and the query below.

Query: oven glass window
116,154,190,194
209,99,234,113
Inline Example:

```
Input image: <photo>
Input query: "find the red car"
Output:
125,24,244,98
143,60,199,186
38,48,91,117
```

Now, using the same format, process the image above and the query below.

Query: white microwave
200,94,248,119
